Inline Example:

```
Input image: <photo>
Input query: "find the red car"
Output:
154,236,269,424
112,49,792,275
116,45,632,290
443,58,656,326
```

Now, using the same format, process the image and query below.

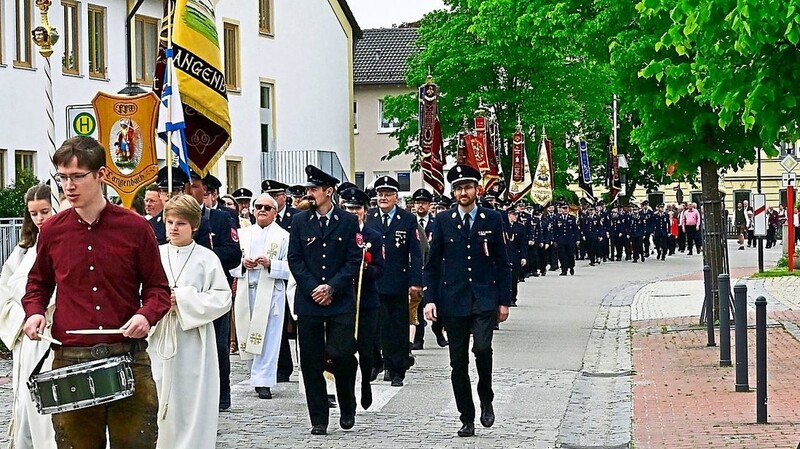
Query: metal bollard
704,265,716,346
718,274,732,367
734,284,749,392
755,296,767,424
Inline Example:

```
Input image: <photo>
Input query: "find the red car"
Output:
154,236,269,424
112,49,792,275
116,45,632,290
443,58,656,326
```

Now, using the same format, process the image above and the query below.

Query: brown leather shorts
408,290,422,325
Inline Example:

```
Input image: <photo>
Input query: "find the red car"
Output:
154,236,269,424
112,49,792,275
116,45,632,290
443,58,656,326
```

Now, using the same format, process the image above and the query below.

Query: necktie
419,218,424,228
319,215,328,232
383,213,390,229
464,214,471,232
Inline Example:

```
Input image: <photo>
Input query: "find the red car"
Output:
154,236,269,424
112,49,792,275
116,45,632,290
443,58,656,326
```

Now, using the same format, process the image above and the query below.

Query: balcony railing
261,150,348,185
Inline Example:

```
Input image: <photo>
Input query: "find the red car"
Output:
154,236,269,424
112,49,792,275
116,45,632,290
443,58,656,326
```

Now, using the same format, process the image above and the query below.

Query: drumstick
66,329,126,335
37,333,62,346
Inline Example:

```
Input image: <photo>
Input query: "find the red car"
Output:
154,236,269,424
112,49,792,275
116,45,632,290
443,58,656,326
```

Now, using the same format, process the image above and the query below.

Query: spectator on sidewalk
734,201,747,250
680,203,702,255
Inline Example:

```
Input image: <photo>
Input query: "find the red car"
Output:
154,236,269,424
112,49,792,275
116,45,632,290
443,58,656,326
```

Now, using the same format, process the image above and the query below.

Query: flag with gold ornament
530,133,554,206
507,119,533,202
418,76,445,194
154,0,231,176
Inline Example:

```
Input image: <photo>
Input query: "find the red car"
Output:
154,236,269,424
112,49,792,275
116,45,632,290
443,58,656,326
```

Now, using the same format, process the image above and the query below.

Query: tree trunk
700,159,724,320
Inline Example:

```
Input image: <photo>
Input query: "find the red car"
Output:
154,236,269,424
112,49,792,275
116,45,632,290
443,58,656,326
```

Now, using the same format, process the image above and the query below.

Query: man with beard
424,164,511,437
411,188,446,349
553,202,579,276
287,165,361,435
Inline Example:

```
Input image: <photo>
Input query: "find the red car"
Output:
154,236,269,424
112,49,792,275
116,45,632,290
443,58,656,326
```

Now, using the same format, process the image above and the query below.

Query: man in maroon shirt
23,136,171,448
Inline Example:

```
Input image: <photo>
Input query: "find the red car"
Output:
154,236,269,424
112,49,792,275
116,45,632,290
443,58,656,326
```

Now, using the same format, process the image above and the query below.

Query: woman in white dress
0,184,57,449
147,194,231,449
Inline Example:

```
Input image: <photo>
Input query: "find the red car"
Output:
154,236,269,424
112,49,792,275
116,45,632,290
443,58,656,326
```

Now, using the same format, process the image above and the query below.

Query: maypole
165,0,174,190
31,0,60,209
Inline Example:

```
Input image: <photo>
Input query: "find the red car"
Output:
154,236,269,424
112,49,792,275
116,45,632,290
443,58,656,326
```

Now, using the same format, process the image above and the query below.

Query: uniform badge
395,230,406,248
307,237,316,246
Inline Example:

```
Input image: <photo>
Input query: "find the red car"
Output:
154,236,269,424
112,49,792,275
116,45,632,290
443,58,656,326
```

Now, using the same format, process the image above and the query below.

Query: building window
226,159,241,192
259,82,274,152
353,101,358,132
397,171,411,192
258,0,272,35
0,150,6,187
87,5,106,78
15,150,35,175
223,22,240,90
62,0,80,74
14,0,33,68
378,99,399,131
355,172,364,190
134,15,158,84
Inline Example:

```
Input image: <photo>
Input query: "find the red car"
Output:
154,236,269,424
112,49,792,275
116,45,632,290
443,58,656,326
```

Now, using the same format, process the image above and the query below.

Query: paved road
0,241,781,448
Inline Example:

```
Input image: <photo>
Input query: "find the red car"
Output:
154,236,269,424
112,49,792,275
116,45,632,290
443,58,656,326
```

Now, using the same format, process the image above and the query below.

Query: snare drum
28,355,135,414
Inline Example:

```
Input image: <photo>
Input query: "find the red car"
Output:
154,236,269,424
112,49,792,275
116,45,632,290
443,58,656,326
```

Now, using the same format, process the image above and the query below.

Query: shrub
0,170,41,218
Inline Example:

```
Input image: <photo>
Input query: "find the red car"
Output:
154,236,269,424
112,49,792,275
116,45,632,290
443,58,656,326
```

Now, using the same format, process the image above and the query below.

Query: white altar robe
234,222,290,387
148,243,231,449
0,245,56,449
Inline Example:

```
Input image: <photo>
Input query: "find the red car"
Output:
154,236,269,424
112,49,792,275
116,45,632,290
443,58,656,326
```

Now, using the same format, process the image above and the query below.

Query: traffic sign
753,194,767,237
66,104,98,139
780,154,798,173
782,172,797,187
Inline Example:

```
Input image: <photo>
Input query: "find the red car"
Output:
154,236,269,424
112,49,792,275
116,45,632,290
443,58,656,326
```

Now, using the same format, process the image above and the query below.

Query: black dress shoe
328,394,337,408
361,383,373,410
412,340,424,350
340,413,355,430
383,371,391,382
480,403,495,427
277,373,291,383
369,367,382,382
457,422,475,437
435,331,449,347
255,386,272,399
560,272,567,276
311,424,327,435
570,268,574,275
391,376,404,387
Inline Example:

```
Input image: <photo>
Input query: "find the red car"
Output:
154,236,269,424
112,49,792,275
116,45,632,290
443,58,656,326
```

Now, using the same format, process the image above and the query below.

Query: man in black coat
288,165,361,436
424,164,511,438
505,208,528,306
365,176,423,387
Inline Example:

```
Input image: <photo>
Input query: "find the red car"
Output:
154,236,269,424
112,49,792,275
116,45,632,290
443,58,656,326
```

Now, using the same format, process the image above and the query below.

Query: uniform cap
203,174,222,191
411,188,433,202
261,179,289,194
336,182,359,196
446,164,481,186
232,187,253,201
304,165,340,187
287,185,305,197
340,187,369,207
373,176,400,192
156,166,189,190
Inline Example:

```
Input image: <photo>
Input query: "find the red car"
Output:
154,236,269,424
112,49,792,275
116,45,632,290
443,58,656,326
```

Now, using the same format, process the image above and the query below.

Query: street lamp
31,0,60,209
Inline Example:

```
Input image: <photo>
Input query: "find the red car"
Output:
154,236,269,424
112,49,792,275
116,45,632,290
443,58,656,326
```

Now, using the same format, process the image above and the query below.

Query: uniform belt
54,340,148,360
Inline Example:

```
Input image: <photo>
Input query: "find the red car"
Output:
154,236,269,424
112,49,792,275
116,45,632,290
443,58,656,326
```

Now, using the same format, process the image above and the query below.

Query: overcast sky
347,0,446,29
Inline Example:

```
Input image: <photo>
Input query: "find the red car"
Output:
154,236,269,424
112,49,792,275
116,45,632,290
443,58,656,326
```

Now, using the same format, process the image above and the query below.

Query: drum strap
28,347,52,384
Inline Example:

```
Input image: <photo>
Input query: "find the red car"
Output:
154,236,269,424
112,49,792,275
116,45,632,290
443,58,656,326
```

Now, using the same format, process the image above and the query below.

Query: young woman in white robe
147,195,231,449
0,184,56,449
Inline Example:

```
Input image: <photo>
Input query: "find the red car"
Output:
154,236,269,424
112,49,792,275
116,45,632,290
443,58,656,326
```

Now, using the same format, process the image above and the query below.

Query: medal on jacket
483,241,489,257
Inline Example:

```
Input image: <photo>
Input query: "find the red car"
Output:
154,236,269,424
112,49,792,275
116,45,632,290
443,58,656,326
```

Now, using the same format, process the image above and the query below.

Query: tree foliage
638,0,800,143
0,170,40,218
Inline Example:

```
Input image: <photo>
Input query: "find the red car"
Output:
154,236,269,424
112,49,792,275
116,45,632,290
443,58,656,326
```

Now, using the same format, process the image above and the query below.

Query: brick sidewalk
632,316,800,448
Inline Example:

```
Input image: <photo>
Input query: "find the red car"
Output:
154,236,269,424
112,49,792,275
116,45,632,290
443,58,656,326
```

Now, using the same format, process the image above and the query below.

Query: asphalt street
0,241,782,448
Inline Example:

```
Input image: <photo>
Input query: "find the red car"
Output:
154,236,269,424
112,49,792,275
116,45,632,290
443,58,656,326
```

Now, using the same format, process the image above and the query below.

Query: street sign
753,194,767,237
66,104,98,139
782,172,797,187
780,154,798,173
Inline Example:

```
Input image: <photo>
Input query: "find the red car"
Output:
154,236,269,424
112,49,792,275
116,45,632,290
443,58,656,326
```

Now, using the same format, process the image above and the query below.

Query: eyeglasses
376,191,396,198
253,204,274,211
56,170,96,185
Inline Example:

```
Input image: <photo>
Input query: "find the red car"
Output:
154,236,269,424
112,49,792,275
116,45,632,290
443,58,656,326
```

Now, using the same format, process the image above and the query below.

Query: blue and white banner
578,140,595,201
157,47,191,179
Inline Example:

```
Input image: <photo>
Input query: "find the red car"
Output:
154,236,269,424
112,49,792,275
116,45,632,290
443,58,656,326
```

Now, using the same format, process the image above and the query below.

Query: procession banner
154,0,231,176
578,140,595,201
507,122,532,203
418,77,445,194
483,114,501,192
92,92,159,207
529,136,554,206
605,143,621,202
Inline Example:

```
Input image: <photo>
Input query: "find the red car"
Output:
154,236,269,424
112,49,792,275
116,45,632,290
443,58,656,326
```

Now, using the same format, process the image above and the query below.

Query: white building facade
0,0,359,193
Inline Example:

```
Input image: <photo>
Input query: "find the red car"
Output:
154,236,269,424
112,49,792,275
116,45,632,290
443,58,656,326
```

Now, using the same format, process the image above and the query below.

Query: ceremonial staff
31,0,60,210
354,240,371,338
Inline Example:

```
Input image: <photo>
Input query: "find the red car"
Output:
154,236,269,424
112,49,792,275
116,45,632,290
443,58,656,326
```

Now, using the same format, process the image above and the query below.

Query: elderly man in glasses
233,193,291,400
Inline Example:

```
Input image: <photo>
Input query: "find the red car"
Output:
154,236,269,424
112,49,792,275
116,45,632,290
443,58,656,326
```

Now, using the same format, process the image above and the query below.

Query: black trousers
443,311,495,425
510,262,520,301
612,236,624,260
654,234,668,257
557,242,576,271
685,227,701,252
549,245,560,270
357,308,380,386
298,313,357,427
379,293,410,379
667,235,677,254
643,233,651,255
583,237,597,263
677,229,686,251
631,236,644,261
212,312,231,409
277,302,295,379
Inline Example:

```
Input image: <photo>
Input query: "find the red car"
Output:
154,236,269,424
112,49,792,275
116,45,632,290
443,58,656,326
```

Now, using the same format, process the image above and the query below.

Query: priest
234,192,291,399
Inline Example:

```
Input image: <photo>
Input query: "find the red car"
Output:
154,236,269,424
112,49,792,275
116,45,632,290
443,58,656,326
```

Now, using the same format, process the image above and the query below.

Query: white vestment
234,222,290,387
148,243,231,449
0,245,56,449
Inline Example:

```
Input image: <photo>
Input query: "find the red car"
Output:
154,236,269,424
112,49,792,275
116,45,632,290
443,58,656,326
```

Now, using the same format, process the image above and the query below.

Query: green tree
637,0,800,143
384,0,649,198
606,0,764,317
0,170,41,218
